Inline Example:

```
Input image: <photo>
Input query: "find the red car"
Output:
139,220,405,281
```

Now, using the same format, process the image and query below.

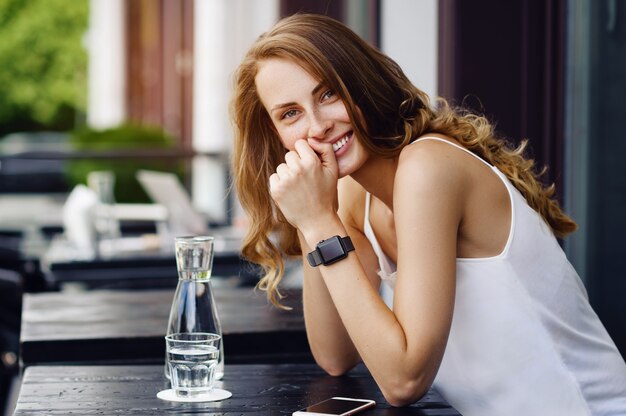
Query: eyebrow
270,81,326,112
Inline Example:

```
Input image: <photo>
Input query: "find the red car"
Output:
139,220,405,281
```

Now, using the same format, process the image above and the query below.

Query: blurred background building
0,1,624,411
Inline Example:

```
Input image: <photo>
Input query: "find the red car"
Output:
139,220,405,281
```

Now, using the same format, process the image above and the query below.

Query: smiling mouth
332,133,351,152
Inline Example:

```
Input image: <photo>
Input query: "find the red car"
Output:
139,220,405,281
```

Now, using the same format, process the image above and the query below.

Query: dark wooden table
13,364,461,415
40,232,260,290
20,282,310,366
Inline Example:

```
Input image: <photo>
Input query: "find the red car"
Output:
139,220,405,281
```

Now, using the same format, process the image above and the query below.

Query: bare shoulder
393,136,470,258
338,176,366,232
396,136,471,193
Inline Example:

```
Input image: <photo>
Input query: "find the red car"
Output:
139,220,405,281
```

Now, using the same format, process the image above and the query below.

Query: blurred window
564,0,626,355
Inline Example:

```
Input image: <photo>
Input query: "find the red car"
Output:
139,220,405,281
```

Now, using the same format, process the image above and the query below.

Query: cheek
324,101,350,123
276,125,305,151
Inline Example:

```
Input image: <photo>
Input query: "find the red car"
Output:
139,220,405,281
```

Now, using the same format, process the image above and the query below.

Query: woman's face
255,57,368,177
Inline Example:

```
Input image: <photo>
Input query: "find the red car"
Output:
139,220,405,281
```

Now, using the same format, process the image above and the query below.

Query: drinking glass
166,332,221,397
174,235,214,280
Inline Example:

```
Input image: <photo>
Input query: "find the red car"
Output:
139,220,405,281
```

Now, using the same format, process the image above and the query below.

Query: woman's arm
271,140,462,406
301,178,382,375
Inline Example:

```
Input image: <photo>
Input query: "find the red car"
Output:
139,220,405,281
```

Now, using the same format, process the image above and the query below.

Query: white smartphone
292,396,376,415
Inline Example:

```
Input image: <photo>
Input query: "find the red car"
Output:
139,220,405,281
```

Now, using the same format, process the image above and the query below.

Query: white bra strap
413,136,494,169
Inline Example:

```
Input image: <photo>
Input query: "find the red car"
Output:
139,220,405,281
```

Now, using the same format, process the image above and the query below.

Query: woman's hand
269,139,339,233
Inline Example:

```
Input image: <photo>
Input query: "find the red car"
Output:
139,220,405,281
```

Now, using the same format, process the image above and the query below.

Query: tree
0,0,88,136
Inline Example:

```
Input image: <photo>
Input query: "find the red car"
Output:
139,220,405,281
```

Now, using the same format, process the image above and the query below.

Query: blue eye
321,90,334,101
281,109,298,119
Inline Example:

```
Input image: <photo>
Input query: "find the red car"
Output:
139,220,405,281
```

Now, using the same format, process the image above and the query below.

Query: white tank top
363,137,626,415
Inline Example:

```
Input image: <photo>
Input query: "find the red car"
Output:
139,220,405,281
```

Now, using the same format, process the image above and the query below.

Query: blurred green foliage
0,0,88,136
66,124,186,203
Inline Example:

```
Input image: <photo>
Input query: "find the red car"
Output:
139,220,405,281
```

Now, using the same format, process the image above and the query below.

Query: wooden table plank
20,283,310,366
13,364,462,415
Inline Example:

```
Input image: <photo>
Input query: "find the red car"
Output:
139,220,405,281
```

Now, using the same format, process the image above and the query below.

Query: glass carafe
165,236,224,380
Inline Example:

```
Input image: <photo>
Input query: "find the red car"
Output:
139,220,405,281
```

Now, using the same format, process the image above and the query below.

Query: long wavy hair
230,13,577,306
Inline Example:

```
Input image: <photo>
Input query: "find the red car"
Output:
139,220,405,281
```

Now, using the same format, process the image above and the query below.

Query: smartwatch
307,235,355,267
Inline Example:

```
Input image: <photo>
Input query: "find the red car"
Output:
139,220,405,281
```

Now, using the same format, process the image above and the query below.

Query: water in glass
166,332,220,397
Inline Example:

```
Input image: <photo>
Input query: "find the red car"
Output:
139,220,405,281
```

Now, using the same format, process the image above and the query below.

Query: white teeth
332,134,350,152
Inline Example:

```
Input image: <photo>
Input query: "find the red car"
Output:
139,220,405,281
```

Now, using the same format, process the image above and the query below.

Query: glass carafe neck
178,270,212,281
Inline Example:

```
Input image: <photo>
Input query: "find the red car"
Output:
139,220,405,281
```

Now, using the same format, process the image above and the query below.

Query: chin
338,153,367,177
336,162,358,178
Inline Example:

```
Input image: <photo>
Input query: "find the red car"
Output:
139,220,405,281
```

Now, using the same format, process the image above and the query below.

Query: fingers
269,165,289,202
294,139,319,162
270,156,300,196
271,139,326,191
268,172,279,191
307,138,338,172
283,139,321,172
276,162,290,177
284,150,302,170
268,139,338,229
270,163,290,189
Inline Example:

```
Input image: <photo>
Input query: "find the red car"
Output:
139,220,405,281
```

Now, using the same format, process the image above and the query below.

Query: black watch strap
306,249,324,267
307,235,355,267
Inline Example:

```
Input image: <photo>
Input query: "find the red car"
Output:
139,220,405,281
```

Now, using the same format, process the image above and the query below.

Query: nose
307,110,332,139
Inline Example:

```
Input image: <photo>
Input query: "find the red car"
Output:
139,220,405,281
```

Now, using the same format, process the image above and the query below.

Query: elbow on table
381,377,430,407
315,355,356,377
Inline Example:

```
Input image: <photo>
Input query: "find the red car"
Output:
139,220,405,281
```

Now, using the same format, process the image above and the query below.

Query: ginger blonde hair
230,14,577,306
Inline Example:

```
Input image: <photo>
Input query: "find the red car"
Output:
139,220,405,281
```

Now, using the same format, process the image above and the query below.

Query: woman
230,13,626,415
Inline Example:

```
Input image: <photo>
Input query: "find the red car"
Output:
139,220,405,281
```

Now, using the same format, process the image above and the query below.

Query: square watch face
318,237,346,264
